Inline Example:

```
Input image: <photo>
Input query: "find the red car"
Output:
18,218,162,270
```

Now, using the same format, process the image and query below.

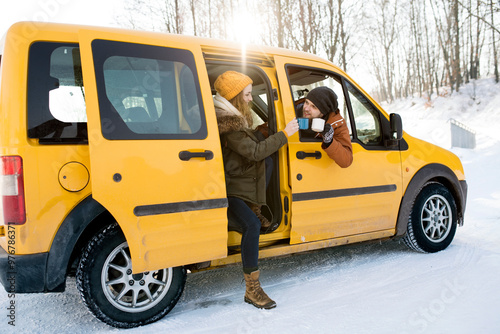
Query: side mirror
390,113,403,140
385,113,403,147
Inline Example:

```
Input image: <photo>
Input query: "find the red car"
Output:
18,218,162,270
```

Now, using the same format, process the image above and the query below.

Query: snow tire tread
76,222,186,328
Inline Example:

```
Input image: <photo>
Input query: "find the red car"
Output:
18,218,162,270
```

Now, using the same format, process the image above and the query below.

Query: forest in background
117,0,499,102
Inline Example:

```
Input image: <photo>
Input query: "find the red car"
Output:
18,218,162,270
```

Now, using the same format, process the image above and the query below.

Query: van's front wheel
403,183,458,253
76,223,186,328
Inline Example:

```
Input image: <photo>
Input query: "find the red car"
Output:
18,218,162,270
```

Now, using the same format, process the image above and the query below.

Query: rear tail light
1,156,26,225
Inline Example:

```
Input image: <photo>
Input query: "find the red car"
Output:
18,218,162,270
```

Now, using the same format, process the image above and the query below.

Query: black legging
226,155,274,269
227,196,260,269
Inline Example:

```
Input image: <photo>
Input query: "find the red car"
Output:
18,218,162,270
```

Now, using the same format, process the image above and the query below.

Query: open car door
79,28,228,273
274,55,403,244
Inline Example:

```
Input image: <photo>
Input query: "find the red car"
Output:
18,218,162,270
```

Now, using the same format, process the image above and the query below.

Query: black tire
76,223,186,328
403,182,458,253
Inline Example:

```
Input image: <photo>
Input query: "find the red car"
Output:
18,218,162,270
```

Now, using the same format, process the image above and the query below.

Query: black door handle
296,151,322,160
179,150,214,161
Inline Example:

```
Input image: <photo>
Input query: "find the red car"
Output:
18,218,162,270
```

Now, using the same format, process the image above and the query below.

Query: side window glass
27,42,87,143
286,66,352,141
49,46,86,122
93,40,207,140
345,81,382,146
179,66,202,133
249,92,267,129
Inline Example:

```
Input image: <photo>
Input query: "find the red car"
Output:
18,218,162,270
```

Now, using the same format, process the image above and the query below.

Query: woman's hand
284,118,299,137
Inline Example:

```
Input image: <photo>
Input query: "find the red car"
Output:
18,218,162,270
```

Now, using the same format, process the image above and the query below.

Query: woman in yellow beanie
214,70,299,310
215,70,270,230
214,70,255,129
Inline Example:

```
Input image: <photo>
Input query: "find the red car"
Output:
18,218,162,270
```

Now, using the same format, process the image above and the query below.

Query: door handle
296,151,322,160
179,150,214,161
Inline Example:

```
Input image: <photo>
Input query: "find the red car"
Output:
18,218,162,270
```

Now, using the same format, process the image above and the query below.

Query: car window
27,42,88,143
48,46,86,123
345,81,382,146
249,93,267,129
92,40,207,140
286,66,352,141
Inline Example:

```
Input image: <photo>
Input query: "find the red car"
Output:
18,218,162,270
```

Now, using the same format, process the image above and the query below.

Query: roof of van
4,21,339,70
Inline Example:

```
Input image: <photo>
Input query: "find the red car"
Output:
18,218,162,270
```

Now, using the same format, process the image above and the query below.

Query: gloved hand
322,123,334,144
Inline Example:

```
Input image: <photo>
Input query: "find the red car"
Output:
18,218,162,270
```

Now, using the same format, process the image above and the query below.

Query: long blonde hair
229,91,253,128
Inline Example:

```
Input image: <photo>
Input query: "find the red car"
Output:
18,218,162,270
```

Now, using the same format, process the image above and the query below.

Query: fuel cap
58,162,90,192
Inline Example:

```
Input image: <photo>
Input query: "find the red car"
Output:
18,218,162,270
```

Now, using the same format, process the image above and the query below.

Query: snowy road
4,209,499,334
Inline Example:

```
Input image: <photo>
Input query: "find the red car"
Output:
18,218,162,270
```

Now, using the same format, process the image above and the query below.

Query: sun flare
231,10,260,45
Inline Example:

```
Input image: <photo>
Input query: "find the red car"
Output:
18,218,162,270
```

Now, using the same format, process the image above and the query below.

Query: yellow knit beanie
214,71,253,101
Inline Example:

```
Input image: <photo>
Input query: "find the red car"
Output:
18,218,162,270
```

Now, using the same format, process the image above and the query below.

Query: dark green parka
217,114,288,205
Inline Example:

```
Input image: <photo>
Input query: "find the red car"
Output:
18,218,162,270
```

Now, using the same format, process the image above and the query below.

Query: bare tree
337,0,348,70
368,0,399,102
467,0,485,81
320,0,363,73
422,1,440,98
452,0,462,91
290,0,321,53
273,0,286,48
190,0,197,36
458,0,500,34
114,0,499,103
323,0,340,64
430,0,454,92
409,0,424,97
490,0,499,83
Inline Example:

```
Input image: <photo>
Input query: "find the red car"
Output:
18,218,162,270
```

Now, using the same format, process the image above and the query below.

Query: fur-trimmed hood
217,114,246,135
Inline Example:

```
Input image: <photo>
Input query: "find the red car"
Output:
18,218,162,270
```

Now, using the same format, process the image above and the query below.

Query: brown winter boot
243,270,276,309
246,202,272,232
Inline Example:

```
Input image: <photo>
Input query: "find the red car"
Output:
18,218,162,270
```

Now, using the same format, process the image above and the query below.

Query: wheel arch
395,163,467,238
45,195,116,292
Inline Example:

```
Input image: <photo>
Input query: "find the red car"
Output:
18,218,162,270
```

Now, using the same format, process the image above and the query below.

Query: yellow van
0,22,467,328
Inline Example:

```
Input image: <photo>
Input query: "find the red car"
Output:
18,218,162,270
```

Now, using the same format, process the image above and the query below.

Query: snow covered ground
2,78,500,334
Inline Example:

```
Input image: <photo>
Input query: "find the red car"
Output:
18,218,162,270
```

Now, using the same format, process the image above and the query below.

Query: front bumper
0,246,51,293
459,180,468,226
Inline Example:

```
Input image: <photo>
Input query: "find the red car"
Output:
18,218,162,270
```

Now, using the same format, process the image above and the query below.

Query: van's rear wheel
76,223,186,328
403,183,458,253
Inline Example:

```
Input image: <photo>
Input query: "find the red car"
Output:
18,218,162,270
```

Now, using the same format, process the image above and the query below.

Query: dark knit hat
305,86,338,115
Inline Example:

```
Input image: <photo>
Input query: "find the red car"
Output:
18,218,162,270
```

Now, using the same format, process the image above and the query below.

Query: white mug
311,118,325,132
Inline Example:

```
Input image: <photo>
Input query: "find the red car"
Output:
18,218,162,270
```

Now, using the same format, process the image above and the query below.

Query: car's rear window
27,42,87,144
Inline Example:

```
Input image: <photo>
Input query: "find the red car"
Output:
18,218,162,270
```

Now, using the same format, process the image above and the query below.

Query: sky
0,0,123,39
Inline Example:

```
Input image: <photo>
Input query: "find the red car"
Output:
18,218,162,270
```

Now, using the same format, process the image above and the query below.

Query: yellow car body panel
77,28,229,272
0,22,467,285
401,134,466,185
0,23,92,254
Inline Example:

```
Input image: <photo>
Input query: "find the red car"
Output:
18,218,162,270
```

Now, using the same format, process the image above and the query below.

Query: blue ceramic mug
297,118,309,130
